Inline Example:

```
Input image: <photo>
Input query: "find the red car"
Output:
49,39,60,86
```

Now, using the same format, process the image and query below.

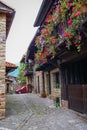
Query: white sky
2,0,42,63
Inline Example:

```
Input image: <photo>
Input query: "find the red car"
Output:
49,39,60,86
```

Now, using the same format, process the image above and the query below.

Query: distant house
20,54,34,92
0,2,15,119
6,61,18,75
6,62,18,93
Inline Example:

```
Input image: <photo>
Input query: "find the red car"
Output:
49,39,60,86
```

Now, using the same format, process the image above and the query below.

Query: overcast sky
2,0,42,63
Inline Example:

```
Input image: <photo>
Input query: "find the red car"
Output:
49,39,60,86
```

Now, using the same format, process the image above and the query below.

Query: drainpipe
42,71,45,93
33,65,37,93
48,71,51,94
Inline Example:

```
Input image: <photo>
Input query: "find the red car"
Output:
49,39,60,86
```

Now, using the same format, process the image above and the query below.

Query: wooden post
48,71,51,94
42,71,45,93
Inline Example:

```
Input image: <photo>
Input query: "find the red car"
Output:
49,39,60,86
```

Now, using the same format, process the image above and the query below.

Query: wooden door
68,85,87,114
83,85,87,114
37,76,40,93
68,85,84,113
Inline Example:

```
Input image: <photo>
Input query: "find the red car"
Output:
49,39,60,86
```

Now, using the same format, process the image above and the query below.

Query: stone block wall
0,13,6,119
49,68,61,104
61,100,68,108
36,68,61,99
50,69,60,94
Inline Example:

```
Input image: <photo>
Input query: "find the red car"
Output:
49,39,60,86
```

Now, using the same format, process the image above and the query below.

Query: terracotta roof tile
6,61,18,68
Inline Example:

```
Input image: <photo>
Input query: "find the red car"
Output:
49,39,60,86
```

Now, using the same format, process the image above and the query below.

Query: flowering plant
35,0,87,64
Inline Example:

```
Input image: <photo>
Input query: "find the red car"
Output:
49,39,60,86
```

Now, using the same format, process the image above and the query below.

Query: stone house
32,0,87,114
0,2,15,119
25,0,87,114
6,61,18,93
21,0,87,114
20,54,33,86
25,27,61,103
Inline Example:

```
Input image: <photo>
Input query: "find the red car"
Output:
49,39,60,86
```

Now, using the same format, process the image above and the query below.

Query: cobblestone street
0,94,87,130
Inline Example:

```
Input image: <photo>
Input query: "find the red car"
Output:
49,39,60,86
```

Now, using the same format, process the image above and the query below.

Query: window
53,72,60,88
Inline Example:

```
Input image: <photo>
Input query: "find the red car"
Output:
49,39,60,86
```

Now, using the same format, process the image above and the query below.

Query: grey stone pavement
0,94,87,130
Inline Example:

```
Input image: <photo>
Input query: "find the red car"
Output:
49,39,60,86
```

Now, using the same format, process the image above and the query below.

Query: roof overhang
6,62,18,74
5,78,13,82
0,2,15,38
36,58,58,71
6,11,15,37
26,29,40,62
34,0,54,27
20,54,26,63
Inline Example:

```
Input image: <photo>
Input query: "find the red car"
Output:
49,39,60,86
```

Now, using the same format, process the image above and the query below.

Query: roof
5,78,13,82
6,61,18,74
25,29,40,62
20,54,26,63
34,0,54,27
6,62,17,68
0,1,15,37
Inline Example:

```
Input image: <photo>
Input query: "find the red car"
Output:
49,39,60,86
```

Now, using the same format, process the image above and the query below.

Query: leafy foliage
35,0,87,64
17,63,26,83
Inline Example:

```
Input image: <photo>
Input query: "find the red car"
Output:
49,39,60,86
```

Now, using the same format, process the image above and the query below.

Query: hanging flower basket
35,0,87,63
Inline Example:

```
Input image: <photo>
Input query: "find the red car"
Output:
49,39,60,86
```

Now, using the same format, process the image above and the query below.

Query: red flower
67,2,72,7
61,25,65,29
47,15,52,19
46,15,52,23
41,29,45,34
64,32,71,38
43,61,47,64
34,54,36,59
45,29,49,36
72,7,76,12
75,12,81,17
72,40,76,44
75,44,79,47
52,39,57,43
79,35,82,40
58,6,63,12
68,19,73,25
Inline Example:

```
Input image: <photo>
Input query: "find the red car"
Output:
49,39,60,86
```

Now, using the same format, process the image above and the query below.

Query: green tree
17,63,26,84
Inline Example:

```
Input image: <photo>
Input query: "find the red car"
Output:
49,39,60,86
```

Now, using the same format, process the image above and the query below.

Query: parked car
15,84,33,94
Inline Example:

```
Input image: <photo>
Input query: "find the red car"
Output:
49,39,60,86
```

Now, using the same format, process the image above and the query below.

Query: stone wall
61,100,68,108
36,68,61,100
0,13,6,119
50,68,61,98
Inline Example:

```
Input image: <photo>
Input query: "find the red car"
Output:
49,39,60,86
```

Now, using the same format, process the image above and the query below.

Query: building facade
22,0,87,113
0,2,15,119
33,0,87,113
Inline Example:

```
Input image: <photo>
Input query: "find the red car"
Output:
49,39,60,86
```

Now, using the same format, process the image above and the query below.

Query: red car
16,84,33,94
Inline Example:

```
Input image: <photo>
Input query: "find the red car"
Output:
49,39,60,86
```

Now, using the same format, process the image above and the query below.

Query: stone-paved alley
0,94,87,130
